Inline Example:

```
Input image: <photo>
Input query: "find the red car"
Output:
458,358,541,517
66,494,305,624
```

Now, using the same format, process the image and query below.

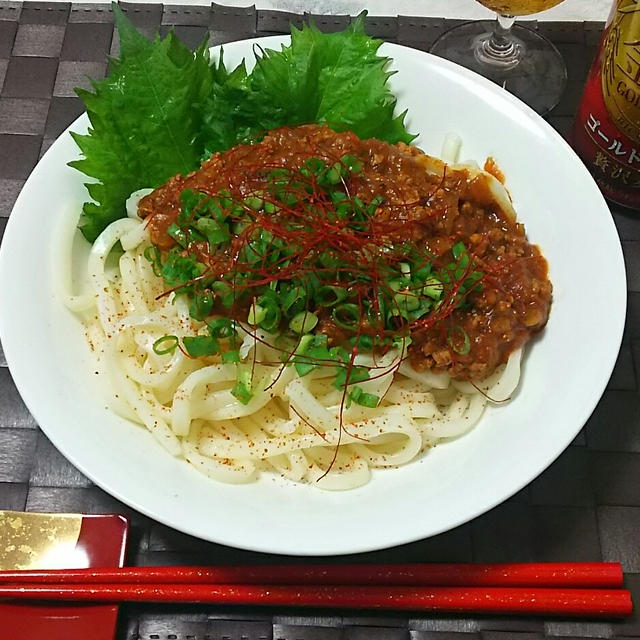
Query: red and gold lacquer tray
0,511,128,640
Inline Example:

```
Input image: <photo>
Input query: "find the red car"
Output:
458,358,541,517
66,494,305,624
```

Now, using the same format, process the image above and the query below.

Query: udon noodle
59,131,543,490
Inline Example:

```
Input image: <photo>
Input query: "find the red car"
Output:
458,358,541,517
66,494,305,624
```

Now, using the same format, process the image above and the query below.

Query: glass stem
475,13,521,69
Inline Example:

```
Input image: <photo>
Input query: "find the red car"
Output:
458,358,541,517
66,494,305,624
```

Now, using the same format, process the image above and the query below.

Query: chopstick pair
0,562,632,617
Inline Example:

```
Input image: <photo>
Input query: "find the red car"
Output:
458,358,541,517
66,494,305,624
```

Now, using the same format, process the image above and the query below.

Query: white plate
0,36,626,555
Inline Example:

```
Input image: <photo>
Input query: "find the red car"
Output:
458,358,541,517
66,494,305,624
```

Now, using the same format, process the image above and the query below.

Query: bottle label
602,2,640,140
573,0,640,209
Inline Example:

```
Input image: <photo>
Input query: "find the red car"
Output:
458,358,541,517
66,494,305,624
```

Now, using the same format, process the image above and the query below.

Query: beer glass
430,0,568,115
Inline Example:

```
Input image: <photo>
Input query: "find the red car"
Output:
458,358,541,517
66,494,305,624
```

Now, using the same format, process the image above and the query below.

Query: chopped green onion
232,221,247,235
291,333,337,375
292,334,318,375
247,303,266,326
387,278,406,292
183,335,220,357
452,265,466,280
282,286,306,316
413,263,432,281
352,196,366,216
244,196,263,211
268,168,290,180
393,334,412,350
300,157,326,177
217,189,233,209
349,334,374,351
423,276,443,300
292,335,317,365
294,334,315,354
463,271,483,294
350,385,380,408
152,335,178,355
207,317,235,339
179,189,219,224
449,325,471,355
179,188,201,210
330,345,350,363
393,290,420,312
306,334,331,357
332,303,360,331
340,154,363,174
189,292,214,321
256,296,282,332
222,349,240,363
289,311,318,334
358,392,380,408
335,201,352,218
333,365,370,390
195,218,230,246
410,299,433,320
231,366,253,404
452,242,466,260
316,285,348,307
143,245,163,277
294,361,317,376
349,385,362,404
325,164,342,185
205,200,225,221
452,242,470,269
167,223,187,247
366,194,385,215
161,248,206,288
211,280,235,308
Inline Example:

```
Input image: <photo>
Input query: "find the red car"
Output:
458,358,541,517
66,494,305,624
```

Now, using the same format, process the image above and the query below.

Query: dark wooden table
0,3,639,638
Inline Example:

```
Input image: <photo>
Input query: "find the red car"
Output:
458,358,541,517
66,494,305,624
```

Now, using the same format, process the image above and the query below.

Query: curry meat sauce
139,124,552,381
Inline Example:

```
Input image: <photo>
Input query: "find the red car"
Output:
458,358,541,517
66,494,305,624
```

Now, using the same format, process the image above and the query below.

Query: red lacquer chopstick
0,562,624,588
0,583,631,617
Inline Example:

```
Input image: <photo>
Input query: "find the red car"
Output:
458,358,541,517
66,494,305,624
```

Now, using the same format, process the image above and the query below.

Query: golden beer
476,0,566,16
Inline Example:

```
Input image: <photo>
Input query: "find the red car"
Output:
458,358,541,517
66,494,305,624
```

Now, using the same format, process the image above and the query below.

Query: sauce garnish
139,124,552,380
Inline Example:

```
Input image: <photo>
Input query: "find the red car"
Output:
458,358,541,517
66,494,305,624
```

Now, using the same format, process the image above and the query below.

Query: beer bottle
572,0,640,210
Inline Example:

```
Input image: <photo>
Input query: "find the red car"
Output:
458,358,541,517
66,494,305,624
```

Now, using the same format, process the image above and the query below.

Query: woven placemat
1,3,639,639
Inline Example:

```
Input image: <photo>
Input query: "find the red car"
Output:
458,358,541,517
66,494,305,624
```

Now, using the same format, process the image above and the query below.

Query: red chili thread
149,134,538,479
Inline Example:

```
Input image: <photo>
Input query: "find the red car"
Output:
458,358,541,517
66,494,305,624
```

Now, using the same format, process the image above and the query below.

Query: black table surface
0,3,639,639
